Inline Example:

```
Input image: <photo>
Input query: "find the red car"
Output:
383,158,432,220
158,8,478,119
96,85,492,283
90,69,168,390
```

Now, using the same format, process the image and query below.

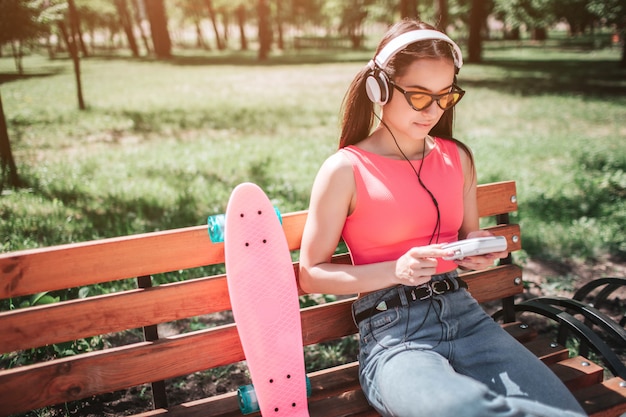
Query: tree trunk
67,0,86,110
221,10,229,45
115,0,139,57
236,5,248,50
0,91,21,191
275,0,284,50
532,27,547,41
257,0,271,60
76,17,88,57
621,29,626,68
468,0,483,63
194,19,209,49
45,34,55,59
66,1,89,58
400,0,419,19
204,0,224,50
437,0,448,31
10,41,24,74
144,0,172,58
131,0,152,54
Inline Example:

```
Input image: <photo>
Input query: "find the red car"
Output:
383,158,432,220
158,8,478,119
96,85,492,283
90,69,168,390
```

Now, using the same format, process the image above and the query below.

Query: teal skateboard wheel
237,384,259,415
207,213,225,243
236,376,311,414
306,374,312,396
207,207,282,243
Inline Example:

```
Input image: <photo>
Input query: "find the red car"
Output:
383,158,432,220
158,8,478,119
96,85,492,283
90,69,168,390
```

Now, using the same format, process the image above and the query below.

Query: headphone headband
369,29,463,71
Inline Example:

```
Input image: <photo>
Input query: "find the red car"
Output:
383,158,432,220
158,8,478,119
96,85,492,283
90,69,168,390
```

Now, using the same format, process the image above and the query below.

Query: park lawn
0,44,624,263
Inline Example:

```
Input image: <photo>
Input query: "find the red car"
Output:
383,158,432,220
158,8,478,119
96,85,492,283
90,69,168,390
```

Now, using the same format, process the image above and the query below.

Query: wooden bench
1,180,625,417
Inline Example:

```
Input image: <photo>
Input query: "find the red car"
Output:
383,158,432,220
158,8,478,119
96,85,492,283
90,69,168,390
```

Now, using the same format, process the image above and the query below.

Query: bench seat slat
550,356,604,391
500,322,538,343
521,336,570,364
574,377,626,417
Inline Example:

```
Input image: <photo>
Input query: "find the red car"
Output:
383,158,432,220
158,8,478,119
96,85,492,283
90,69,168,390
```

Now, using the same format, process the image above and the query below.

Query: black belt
353,277,467,325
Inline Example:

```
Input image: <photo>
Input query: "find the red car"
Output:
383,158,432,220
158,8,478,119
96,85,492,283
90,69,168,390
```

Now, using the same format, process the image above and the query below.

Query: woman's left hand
454,230,509,271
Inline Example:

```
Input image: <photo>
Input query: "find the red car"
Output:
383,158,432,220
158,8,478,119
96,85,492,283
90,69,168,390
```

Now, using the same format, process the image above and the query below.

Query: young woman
299,19,587,417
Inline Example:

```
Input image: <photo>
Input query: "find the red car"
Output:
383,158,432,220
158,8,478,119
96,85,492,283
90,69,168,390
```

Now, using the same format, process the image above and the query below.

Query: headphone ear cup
365,69,390,105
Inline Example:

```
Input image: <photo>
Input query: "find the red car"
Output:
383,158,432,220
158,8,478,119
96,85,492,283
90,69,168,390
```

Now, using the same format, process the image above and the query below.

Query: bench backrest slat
475,180,517,217
0,226,219,299
0,275,230,353
463,264,523,303
0,325,245,416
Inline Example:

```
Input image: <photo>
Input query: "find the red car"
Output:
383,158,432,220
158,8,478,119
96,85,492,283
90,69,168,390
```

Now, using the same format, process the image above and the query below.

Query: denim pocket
358,307,400,355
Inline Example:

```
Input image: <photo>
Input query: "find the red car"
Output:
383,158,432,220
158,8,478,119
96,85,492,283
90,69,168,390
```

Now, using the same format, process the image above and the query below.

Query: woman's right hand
395,245,452,285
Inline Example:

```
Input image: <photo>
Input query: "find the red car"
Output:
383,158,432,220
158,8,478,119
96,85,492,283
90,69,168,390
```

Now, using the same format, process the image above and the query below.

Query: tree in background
114,0,139,56
131,0,152,54
0,0,46,73
65,0,86,109
400,0,419,19
145,0,171,58
174,0,211,49
551,0,595,35
339,0,372,48
2,0,622,66
236,4,249,50
468,0,484,62
258,0,272,60
203,0,225,50
274,0,283,50
588,0,626,67
437,0,449,30
0,91,21,192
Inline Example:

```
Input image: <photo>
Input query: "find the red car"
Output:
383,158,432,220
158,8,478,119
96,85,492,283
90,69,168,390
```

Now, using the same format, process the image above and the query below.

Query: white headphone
365,29,464,106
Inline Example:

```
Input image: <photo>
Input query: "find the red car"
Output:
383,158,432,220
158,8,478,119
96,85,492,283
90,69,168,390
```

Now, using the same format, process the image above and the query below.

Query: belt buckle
418,284,432,300
432,279,451,295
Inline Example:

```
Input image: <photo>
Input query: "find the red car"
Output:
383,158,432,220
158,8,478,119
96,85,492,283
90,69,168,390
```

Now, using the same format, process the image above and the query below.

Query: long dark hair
338,19,471,163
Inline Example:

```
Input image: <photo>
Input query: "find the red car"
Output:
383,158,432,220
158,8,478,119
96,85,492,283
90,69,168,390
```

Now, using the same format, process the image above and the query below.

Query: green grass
1,43,624,264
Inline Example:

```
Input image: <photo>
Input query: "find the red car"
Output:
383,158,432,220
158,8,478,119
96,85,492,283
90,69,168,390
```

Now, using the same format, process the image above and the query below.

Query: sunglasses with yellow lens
389,81,465,111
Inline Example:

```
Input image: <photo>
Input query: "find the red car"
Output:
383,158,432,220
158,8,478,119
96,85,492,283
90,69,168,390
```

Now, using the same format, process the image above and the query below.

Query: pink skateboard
223,183,309,416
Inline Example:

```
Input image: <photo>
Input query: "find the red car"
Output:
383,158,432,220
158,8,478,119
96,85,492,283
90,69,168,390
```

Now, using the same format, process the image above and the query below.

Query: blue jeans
352,272,588,417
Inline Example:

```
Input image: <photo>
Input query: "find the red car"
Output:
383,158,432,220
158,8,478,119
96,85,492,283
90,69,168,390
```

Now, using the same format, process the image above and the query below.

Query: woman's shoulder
433,136,475,179
316,149,355,181
434,135,461,148
435,136,472,157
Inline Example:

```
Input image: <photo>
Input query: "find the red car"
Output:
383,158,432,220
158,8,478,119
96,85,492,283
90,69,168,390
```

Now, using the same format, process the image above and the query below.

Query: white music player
442,236,508,260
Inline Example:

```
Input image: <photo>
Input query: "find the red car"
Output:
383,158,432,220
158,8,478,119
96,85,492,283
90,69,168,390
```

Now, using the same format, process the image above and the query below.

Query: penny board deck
224,182,309,416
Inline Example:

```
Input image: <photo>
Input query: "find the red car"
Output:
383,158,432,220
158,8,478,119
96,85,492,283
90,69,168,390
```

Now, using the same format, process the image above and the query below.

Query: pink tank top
340,137,464,273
